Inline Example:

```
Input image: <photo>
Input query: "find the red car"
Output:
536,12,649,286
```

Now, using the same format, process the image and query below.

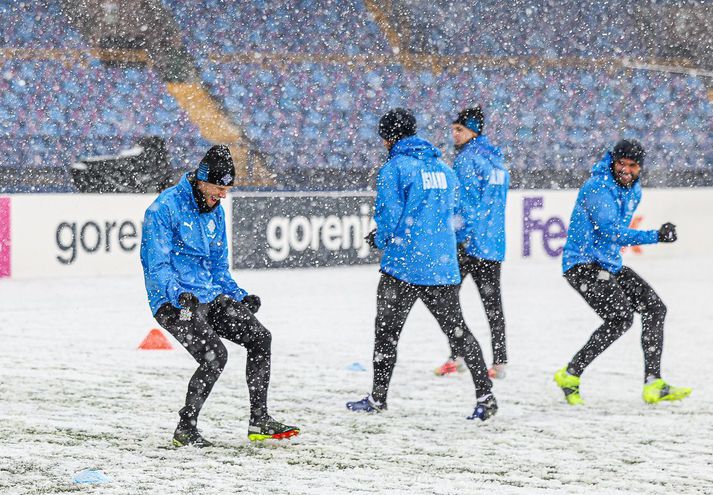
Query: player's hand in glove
658,222,677,243
365,229,377,249
177,292,199,321
212,294,259,315
242,294,261,314
213,294,234,308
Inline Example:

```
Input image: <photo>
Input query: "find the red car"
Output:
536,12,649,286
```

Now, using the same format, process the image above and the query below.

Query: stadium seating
0,1,209,191
0,0,85,48
202,60,713,175
394,0,644,58
0,0,710,192
0,59,209,173
168,0,712,178
164,0,391,56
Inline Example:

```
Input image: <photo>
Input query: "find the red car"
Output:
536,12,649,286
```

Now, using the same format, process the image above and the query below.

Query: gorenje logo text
56,220,139,264
266,204,375,262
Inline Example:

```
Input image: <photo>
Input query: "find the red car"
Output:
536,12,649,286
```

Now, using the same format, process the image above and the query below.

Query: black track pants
372,274,492,404
564,264,666,380
155,298,272,426
453,255,507,364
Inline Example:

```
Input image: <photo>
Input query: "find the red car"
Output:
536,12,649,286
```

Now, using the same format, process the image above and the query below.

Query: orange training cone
138,329,173,350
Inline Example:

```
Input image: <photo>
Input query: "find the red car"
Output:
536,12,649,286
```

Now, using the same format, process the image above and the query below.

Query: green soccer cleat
248,416,300,442
642,379,692,404
172,427,214,448
554,367,584,405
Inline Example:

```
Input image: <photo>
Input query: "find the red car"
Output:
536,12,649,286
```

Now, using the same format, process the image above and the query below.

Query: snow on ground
1,256,712,494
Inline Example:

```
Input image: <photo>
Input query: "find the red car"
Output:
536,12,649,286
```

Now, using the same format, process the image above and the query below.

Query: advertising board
2,188,711,278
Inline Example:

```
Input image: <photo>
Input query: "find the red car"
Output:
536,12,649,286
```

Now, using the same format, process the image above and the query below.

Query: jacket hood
462,134,502,159
389,135,442,160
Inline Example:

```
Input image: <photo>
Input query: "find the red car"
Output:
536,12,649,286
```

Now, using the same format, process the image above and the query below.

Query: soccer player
554,139,691,405
140,145,299,446
434,107,510,379
346,108,497,421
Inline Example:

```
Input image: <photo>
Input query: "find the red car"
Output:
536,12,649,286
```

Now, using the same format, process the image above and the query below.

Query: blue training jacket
374,135,461,286
140,173,247,315
454,135,509,262
562,152,659,274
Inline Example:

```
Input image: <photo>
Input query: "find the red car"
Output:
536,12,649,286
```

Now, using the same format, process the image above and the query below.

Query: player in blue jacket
554,139,691,405
346,108,497,421
434,107,510,380
140,145,299,447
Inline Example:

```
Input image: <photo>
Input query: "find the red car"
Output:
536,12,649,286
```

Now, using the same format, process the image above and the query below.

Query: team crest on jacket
207,219,216,233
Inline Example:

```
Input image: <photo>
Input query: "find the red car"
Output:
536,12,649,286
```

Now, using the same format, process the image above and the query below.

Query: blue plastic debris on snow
347,362,367,372
73,468,111,484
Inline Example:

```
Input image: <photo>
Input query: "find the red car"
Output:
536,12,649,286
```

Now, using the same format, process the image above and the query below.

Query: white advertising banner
626,188,713,259
7,194,236,279
1,188,711,279
7,194,234,279
9,195,152,278
508,188,713,262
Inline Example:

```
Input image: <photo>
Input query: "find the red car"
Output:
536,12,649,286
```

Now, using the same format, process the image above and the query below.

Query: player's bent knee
647,299,667,319
247,327,272,353
615,310,635,333
208,343,229,372
450,327,476,355
259,328,272,349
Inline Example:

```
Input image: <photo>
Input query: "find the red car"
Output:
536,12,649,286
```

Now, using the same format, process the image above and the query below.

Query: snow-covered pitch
1,257,711,494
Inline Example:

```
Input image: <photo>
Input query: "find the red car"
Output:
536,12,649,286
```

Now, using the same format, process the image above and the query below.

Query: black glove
178,292,199,310
365,229,377,249
177,292,199,321
242,294,261,314
213,293,234,309
658,222,677,243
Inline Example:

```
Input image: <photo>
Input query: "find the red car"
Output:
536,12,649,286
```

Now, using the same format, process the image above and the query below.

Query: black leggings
155,297,272,426
453,255,507,364
372,274,492,404
564,264,666,380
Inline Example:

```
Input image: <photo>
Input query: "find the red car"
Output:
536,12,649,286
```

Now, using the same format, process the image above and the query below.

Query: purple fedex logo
523,196,568,257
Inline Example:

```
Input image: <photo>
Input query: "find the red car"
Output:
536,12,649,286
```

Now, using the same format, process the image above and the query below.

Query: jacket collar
388,135,441,160
178,172,219,214
459,134,500,156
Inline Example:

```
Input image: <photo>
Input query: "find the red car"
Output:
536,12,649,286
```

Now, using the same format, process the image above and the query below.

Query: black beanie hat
453,106,484,135
612,139,645,167
378,108,417,142
196,145,235,186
